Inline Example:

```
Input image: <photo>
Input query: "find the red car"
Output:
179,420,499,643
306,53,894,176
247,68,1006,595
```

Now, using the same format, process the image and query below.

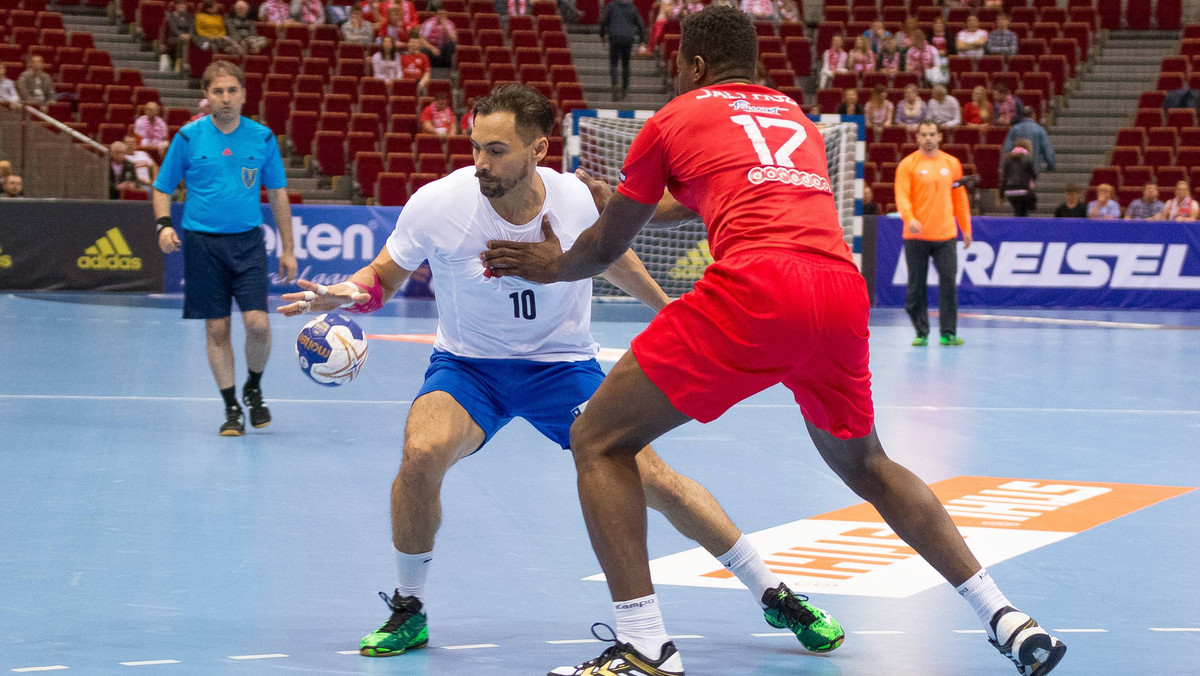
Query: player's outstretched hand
277,279,369,317
481,214,562,283
575,168,613,212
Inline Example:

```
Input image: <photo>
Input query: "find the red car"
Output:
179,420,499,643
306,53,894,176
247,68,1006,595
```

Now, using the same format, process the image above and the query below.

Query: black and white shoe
548,624,683,676
988,606,1067,676
242,385,271,429
219,405,245,436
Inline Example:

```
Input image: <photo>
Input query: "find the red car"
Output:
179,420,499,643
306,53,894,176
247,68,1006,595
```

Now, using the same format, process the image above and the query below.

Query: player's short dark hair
679,5,758,79
917,120,942,135
473,84,555,144
202,61,245,92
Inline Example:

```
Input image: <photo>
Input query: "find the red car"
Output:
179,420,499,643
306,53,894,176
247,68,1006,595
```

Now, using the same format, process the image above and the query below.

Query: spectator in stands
361,0,390,25
818,34,849,88
861,184,880,215
258,0,291,25
372,36,403,81
507,0,534,16
985,13,1017,57
1125,182,1166,220
0,174,23,199
420,9,458,68
461,98,475,133
0,160,11,181
420,93,457,137
559,0,584,26
740,0,776,21
1162,86,1199,113
194,1,241,54
1087,183,1120,219
342,6,376,44
123,133,159,187
1054,182,1087,217
848,36,876,74
0,64,18,106
904,30,939,84
955,14,988,58
999,139,1037,217
379,5,412,42
754,59,773,87
836,88,864,115
162,0,194,72
190,98,211,121
599,0,647,102
16,55,55,108
1162,180,1199,221
135,102,171,155
1003,112,1054,173
401,37,432,95
227,1,268,54
894,84,928,132
898,16,920,49
961,85,992,126
926,84,961,127
777,0,800,22
876,34,904,73
991,82,1023,125
293,0,326,25
864,84,894,128
641,0,681,57
864,19,891,55
109,141,143,199
930,17,951,56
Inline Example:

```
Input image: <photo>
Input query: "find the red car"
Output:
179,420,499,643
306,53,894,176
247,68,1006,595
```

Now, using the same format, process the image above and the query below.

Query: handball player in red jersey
482,7,1066,676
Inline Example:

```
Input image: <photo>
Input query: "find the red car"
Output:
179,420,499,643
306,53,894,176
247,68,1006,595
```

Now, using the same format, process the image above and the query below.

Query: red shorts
630,249,875,439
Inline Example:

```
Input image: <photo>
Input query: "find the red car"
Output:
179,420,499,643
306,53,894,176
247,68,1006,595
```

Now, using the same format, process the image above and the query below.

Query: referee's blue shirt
153,116,286,234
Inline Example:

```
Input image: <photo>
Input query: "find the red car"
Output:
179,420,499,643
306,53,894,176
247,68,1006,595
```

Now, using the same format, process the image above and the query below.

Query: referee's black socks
245,370,263,391
220,386,239,409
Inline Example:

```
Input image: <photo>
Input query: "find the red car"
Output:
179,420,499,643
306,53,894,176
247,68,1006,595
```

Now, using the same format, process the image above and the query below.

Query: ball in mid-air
296,312,368,386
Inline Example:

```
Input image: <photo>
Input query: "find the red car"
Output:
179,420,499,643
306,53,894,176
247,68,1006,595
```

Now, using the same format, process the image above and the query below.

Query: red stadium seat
1115,128,1147,149
1167,108,1196,130
288,110,319,154
375,172,408,205
1090,166,1122,188
1156,166,1188,185
1138,91,1166,110
292,92,322,113
1179,126,1200,149
314,131,346,177
1110,146,1142,167
972,145,1002,190
1142,146,1175,167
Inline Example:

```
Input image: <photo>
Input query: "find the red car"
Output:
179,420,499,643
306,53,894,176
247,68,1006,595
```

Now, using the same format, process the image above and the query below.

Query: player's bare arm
601,250,671,312
266,187,299,283
277,248,412,316
576,168,697,229
482,193,656,283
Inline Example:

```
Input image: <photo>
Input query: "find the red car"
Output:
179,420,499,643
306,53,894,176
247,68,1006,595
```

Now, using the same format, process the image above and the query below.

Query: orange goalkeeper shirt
894,149,972,242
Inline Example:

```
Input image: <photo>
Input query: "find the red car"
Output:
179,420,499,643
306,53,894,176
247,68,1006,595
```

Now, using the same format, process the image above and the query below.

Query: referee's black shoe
220,404,245,436
242,385,271,429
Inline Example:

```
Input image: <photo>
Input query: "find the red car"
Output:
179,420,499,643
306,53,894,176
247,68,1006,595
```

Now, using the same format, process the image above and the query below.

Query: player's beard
477,164,528,199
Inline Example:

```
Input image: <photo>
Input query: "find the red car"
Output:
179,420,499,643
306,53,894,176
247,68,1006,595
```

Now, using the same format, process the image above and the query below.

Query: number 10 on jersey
509,289,536,320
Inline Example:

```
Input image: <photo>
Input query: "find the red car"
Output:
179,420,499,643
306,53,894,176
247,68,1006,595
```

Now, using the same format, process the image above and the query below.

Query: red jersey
421,103,455,134
617,83,853,265
401,52,430,81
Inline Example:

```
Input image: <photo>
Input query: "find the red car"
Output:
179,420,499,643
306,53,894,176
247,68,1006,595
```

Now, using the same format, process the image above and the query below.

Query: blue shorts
416,350,606,451
182,227,269,319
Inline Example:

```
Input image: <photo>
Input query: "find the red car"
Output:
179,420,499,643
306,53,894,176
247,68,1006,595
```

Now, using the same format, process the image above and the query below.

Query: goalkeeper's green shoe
912,336,929,346
940,334,965,346
359,590,429,657
762,583,845,653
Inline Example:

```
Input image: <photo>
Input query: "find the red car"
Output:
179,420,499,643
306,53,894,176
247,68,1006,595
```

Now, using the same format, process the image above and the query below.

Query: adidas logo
77,228,143,271
668,239,713,281
0,244,11,269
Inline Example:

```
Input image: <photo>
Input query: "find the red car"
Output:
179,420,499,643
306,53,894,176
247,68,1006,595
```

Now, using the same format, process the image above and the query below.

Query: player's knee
205,318,232,343
399,434,459,479
242,313,270,339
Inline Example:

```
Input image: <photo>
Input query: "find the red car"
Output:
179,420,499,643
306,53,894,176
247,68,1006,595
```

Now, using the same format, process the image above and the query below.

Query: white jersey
385,166,601,361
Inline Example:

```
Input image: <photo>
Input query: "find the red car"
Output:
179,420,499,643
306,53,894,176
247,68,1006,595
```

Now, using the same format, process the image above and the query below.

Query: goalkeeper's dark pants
904,237,959,338
609,37,633,89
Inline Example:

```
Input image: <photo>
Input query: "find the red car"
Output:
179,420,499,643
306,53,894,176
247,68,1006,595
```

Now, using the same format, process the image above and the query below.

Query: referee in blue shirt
153,61,298,436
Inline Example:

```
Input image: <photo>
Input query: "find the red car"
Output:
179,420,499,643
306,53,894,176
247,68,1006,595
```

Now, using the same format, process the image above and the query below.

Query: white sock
715,534,783,608
613,594,671,661
956,568,1012,637
394,547,433,603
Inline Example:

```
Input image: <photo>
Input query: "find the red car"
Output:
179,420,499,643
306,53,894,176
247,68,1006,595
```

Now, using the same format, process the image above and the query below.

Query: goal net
564,110,863,299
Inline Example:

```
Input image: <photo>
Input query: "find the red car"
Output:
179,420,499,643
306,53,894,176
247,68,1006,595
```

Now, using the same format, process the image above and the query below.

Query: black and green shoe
762,583,845,653
939,334,965,346
359,590,429,657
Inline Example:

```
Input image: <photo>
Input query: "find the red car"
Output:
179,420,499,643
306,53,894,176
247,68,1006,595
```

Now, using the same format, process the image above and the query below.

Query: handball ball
296,312,369,386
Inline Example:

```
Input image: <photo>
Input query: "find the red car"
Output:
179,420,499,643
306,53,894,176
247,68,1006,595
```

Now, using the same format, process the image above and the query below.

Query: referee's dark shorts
182,227,269,319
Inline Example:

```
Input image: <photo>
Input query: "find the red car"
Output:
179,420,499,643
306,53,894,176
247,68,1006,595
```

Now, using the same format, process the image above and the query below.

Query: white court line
547,639,603,645
953,630,987,634
335,650,361,655
958,312,1196,330
11,668,68,673
119,660,180,666
1150,627,1200,632
2,394,1198,416
751,632,794,637
442,644,498,650
1053,629,1108,633
227,654,288,660
852,631,905,635
667,635,704,640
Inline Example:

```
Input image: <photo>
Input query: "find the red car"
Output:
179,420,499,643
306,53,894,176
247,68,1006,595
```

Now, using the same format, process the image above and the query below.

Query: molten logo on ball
295,312,369,386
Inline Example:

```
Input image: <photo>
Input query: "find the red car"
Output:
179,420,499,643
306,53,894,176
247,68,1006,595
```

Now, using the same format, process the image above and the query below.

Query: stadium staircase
565,23,670,109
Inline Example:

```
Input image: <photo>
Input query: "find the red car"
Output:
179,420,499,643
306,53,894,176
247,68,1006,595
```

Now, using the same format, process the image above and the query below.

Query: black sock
220,386,238,409
245,370,262,390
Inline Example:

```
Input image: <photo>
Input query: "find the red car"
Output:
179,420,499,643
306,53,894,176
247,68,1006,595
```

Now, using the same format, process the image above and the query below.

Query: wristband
156,216,173,233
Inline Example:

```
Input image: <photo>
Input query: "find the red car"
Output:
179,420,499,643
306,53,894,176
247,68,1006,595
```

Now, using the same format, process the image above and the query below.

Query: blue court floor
1,292,1197,675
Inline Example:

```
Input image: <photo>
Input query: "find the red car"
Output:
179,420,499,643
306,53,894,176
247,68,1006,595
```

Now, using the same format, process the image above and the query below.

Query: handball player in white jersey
278,85,846,660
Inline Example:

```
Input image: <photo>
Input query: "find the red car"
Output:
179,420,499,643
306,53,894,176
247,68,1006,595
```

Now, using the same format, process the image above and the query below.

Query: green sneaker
762,583,845,653
939,334,965,346
359,590,429,657
912,336,928,346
